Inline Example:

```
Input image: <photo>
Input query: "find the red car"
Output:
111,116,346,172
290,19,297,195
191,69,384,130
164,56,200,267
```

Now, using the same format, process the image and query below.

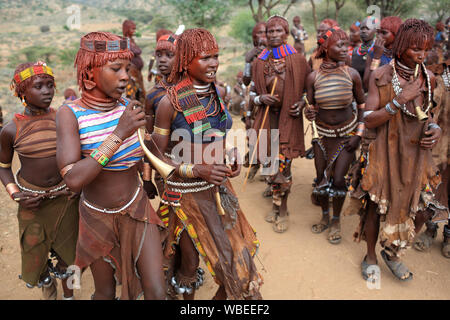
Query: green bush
229,10,255,44
21,45,56,64
58,43,79,66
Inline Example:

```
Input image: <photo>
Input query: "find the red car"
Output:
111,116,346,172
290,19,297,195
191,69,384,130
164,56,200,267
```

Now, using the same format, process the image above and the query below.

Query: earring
21,97,27,107
83,79,96,90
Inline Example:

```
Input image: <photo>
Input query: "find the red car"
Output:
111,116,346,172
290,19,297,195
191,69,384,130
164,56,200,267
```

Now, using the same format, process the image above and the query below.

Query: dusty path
0,115,449,300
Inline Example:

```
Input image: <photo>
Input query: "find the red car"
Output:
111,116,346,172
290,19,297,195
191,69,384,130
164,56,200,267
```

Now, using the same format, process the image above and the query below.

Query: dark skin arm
364,70,440,149
345,67,366,152
56,100,146,193
0,122,44,210
151,96,235,185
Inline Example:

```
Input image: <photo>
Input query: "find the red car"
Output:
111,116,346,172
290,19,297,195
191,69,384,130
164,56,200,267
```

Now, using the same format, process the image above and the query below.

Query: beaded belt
315,113,357,138
166,179,215,194
15,172,67,196
83,186,140,214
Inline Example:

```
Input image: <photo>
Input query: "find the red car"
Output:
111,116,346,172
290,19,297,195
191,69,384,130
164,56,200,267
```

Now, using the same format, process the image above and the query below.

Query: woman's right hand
193,164,232,185
259,94,280,106
12,191,44,210
113,100,147,140
373,37,385,59
395,76,423,106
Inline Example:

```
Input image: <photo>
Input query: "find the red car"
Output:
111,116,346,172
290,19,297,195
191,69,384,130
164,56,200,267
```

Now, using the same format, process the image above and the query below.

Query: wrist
5,183,20,201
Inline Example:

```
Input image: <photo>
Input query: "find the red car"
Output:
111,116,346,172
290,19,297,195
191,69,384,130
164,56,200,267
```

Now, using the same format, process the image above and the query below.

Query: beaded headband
158,34,177,45
10,63,54,95
80,38,130,53
318,26,341,45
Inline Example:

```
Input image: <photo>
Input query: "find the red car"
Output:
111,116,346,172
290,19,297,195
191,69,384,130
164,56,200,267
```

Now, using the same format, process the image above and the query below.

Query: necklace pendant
363,55,367,61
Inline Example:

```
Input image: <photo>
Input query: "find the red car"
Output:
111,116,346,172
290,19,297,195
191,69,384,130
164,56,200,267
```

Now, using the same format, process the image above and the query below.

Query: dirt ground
0,115,449,300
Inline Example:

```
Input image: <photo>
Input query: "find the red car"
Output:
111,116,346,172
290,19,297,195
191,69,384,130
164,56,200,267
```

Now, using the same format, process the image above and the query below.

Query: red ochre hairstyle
266,15,289,34
392,19,434,59
13,61,54,100
350,22,360,32
155,34,177,53
321,19,339,28
316,27,348,59
156,29,172,42
436,21,444,32
168,28,218,83
74,32,134,91
252,22,266,39
122,19,136,37
380,16,403,36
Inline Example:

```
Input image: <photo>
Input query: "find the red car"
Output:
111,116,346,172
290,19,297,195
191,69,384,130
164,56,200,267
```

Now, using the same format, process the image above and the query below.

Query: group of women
0,11,448,300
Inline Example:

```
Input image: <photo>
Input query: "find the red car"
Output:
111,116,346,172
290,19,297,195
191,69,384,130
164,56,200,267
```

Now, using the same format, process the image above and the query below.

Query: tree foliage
164,0,232,28
229,10,255,44
353,0,421,19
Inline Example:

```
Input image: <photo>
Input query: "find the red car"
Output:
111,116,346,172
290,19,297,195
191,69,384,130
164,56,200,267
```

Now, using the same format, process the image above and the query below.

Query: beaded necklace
391,59,432,118
356,40,374,57
443,65,449,90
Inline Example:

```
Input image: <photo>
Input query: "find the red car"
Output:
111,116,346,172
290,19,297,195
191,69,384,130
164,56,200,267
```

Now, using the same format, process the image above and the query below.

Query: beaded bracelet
97,133,123,157
90,149,110,166
384,102,397,115
178,163,195,179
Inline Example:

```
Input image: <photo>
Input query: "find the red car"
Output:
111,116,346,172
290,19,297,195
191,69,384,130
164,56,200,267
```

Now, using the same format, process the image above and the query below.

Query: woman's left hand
227,147,241,178
420,127,441,149
345,135,361,152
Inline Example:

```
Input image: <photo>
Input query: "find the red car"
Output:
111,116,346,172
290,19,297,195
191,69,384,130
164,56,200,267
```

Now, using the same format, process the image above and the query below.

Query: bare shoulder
0,120,16,143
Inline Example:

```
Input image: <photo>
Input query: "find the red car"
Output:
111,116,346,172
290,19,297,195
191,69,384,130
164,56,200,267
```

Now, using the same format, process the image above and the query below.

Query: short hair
266,15,289,35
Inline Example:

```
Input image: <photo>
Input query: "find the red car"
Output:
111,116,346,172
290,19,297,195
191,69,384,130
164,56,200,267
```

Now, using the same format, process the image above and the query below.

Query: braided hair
168,28,218,83
392,19,434,59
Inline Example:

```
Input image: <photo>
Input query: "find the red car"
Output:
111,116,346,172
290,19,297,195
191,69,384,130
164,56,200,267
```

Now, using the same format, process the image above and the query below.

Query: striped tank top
13,110,57,158
314,66,353,109
66,98,144,171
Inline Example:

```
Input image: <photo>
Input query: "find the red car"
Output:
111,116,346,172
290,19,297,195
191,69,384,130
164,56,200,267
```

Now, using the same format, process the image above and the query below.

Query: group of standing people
0,11,448,301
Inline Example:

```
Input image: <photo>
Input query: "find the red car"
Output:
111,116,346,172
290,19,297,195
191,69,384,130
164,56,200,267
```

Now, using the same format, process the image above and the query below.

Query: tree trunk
310,0,318,31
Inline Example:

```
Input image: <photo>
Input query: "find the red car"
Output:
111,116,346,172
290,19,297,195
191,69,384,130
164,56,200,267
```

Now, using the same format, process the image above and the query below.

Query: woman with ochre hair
0,61,79,300
56,31,166,300
151,28,263,300
305,27,365,245
347,19,448,281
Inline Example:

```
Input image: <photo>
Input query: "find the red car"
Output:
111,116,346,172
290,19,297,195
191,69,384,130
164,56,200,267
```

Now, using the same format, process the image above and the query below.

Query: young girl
0,61,79,300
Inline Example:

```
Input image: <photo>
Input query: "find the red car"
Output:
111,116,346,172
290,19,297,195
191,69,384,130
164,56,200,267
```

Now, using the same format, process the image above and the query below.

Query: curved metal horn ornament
137,127,175,181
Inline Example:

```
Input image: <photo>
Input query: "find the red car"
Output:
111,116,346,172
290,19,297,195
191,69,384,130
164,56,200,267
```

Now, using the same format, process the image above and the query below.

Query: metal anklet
170,268,205,295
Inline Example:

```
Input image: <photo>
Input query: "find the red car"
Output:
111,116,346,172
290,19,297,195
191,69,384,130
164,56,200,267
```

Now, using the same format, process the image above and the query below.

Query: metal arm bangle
384,102,398,115
428,123,441,131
